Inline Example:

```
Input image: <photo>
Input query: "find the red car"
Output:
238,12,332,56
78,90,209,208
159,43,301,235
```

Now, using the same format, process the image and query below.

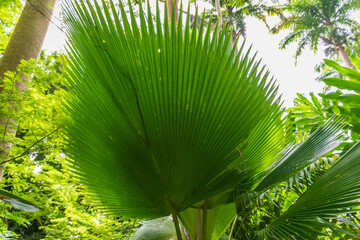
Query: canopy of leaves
271,0,360,59
0,7,136,234
206,0,282,37
0,52,136,239
0,0,22,53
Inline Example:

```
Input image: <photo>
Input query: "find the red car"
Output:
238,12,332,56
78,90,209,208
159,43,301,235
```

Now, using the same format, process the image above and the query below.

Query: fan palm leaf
63,0,279,220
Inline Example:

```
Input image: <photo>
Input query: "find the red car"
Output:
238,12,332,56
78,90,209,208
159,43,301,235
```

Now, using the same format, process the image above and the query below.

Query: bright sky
43,0,328,107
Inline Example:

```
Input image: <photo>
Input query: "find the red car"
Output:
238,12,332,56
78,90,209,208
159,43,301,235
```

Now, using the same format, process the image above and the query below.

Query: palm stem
196,209,202,240
202,200,208,239
228,215,238,240
171,210,183,240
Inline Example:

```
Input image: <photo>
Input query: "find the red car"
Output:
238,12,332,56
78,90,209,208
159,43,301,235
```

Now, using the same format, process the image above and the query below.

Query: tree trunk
336,44,355,69
0,0,57,181
215,0,222,31
166,0,179,22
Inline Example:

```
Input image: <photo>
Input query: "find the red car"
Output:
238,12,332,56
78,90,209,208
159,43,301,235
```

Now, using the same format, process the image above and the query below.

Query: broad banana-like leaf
0,189,40,212
255,117,345,191
323,78,360,93
349,55,360,69
256,141,360,239
63,0,279,219
131,207,235,240
338,93,360,104
130,217,180,240
179,204,236,240
324,59,360,81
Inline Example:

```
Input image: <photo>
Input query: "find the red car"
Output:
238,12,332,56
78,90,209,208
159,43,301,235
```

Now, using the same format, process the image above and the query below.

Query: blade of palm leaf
186,169,250,209
64,0,165,216
148,13,264,208
63,0,170,217
257,141,360,239
67,1,142,125
180,71,272,206
255,117,345,191
179,204,236,240
231,107,287,181
64,3,153,210
64,0,281,218
65,1,147,142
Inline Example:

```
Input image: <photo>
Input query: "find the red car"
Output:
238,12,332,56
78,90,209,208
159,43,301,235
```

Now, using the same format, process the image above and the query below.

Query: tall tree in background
0,0,57,181
166,0,179,21
271,0,360,68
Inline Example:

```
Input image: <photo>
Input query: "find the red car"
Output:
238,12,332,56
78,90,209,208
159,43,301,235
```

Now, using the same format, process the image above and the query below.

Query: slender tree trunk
0,0,57,181
196,209,202,240
215,0,222,31
336,44,355,69
166,0,179,22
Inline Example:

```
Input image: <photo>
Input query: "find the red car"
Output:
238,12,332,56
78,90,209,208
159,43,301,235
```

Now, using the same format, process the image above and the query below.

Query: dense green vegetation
1,0,360,239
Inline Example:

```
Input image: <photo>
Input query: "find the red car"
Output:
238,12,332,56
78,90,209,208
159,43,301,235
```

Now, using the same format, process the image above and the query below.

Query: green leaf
350,108,360,118
295,116,324,126
319,91,341,100
257,141,360,239
0,189,40,212
179,204,236,240
324,105,345,115
231,106,288,183
255,117,345,191
349,55,360,70
324,59,360,82
338,94,360,105
310,92,321,110
130,217,179,240
63,0,279,219
323,78,360,93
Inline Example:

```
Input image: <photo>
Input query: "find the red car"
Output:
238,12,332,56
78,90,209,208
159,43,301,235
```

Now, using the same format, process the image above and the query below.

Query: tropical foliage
62,0,360,239
0,51,135,238
290,55,360,142
0,0,360,239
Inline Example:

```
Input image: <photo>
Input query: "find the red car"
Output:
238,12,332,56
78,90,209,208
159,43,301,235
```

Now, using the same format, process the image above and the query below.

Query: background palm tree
271,0,360,68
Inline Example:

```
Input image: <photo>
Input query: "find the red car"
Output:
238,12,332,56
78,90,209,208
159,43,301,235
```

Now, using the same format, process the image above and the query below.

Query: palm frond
257,141,360,239
255,117,345,192
63,0,280,219
230,105,289,186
